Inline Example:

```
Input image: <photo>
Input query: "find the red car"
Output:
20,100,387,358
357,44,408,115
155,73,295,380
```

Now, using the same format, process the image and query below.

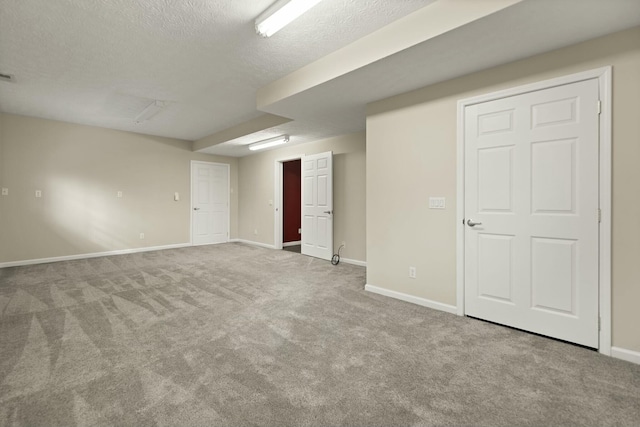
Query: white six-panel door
464,79,600,348
191,162,229,246
301,152,333,260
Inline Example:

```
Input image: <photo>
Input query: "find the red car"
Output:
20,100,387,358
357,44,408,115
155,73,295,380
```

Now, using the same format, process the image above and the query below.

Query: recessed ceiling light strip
135,100,167,123
249,135,289,151
255,0,324,37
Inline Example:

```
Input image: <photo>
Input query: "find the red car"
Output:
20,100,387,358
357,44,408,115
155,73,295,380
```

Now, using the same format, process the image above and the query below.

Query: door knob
323,210,333,214
466,219,482,227
193,207,200,211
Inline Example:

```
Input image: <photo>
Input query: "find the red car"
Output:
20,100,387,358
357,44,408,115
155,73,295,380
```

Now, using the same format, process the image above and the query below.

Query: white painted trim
456,67,612,354
365,284,457,314
611,347,640,365
231,238,365,266
340,258,366,267
0,243,191,268
190,161,231,245
274,154,303,250
283,241,301,247
597,67,613,356
456,92,466,317
232,239,277,250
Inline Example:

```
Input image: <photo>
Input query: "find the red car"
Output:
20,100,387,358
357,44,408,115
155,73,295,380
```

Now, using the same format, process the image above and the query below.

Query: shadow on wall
367,28,639,117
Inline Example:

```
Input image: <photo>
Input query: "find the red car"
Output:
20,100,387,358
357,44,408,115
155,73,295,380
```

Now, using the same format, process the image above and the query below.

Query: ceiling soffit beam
193,113,292,151
256,0,523,110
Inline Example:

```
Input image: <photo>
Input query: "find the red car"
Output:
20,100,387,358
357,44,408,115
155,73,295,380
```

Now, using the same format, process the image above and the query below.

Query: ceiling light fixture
135,100,167,123
255,0,324,37
249,135,290,151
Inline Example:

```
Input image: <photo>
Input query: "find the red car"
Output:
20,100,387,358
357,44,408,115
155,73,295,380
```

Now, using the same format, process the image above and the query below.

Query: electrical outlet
35,190,42,198
254,229,258,235
1,188,8,196
174,192,180,201
429,197,446,209
117,191,123,198
139,233,145,239
298,228,301,234
409,266,416,279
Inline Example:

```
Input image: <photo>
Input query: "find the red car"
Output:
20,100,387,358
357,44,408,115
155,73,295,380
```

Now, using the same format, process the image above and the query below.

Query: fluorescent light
255,0,324,37
135,100,167,123
249,135,289,151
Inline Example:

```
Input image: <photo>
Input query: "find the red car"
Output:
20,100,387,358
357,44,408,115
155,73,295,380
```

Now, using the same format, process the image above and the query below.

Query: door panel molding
301,151,334,261
190,161,230,246
456,67,612,355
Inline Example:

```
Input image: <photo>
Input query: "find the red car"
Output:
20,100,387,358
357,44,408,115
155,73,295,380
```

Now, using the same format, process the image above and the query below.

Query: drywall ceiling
0,0,435,141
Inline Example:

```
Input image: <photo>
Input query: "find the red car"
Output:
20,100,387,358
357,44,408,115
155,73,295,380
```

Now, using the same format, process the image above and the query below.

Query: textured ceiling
2,0,639,158
0,0,435,141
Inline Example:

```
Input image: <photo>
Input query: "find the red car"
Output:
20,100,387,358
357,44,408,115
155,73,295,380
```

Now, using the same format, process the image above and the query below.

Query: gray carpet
282,245,301,254
0,243,638,426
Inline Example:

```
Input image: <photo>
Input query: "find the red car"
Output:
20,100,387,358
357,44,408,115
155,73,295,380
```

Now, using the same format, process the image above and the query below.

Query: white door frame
274,155,303,250
456,67,612,355
190,160,231,245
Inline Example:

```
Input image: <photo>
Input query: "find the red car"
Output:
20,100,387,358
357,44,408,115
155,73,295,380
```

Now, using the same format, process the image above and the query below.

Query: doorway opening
282,159,301,253
274,155,302,251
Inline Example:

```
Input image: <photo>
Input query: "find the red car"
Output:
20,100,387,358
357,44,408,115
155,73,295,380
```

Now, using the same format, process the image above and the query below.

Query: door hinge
598,208,602,223
598,316,601,331
597,100,602,115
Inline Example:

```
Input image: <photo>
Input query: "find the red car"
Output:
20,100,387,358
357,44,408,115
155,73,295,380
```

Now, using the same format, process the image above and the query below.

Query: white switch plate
139,233,145,239
174,192,180,201
117,191,123,198
429,197,446,209
35,190,42,198
1,188,8,196
409,266,416,279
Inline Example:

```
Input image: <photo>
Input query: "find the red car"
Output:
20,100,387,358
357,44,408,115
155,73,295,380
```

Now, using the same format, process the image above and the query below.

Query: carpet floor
0,243,638,426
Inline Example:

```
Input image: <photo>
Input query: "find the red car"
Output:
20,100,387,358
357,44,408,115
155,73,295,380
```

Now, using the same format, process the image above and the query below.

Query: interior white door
301,151,333,260
191,162,229,245
464,79,600,348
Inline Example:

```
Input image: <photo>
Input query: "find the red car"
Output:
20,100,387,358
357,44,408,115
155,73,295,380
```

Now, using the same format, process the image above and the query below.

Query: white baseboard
283,241,302,247
230,239,276,250
365,284,457,314
341,258,366,267
611,346,640,365
0,243,192,268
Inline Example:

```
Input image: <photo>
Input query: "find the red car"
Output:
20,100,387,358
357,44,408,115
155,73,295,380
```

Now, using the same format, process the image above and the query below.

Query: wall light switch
1,188,8,196
117,191,123,198
268,199,273,206
429,197,446,209
139,233,145,239
174,192,180,201
35,190,42,198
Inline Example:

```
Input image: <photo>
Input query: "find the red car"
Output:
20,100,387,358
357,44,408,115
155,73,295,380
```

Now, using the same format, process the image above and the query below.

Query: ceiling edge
256,0,523,110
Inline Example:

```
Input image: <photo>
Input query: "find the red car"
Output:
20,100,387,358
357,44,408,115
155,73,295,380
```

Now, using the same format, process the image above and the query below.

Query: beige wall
0,114,238,263
366,27,640,352
238,132,366,262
